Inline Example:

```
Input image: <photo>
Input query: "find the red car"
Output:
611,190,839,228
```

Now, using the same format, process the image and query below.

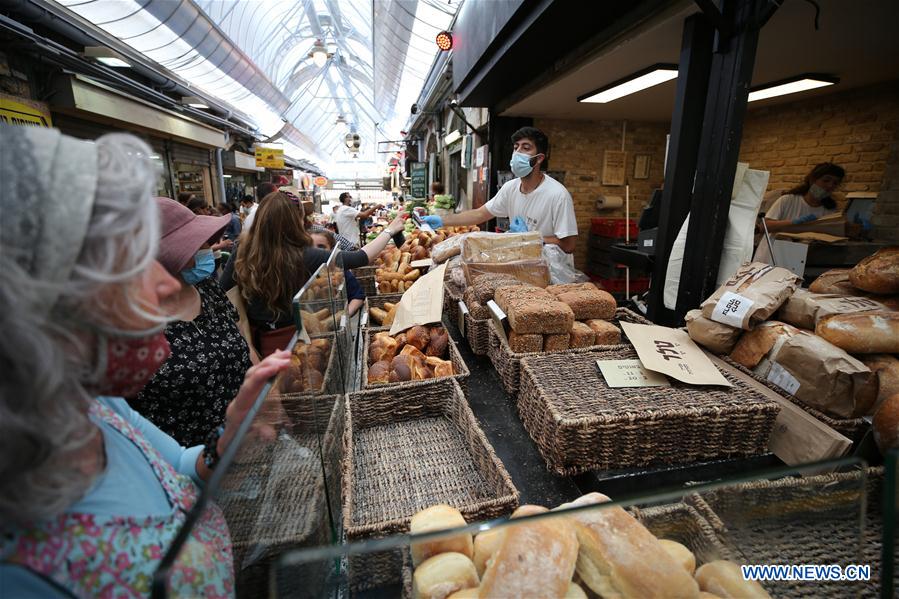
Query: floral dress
130,278,251,447
1,401,234,598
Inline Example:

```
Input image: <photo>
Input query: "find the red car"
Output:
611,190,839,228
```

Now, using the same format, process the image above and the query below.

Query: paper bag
700,262,801,330
684,309,742,354
389,263,447,335
620,322,732,386
777,289,887,330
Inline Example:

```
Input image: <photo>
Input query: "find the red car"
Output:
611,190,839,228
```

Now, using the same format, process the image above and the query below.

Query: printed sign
621,322,733,387
486,300,509,347
313,175,328,187
767,361,801,395
255,146,285,169
410,162,427,198
0,94,52,127
596,359,670,388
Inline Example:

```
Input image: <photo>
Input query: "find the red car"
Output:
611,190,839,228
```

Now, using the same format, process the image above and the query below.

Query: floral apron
2,401,234,598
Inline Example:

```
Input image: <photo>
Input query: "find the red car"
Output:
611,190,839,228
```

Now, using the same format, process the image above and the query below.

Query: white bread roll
660,539,696,574
410,505,473,566
816,311,899,354
473,505,548,576
478,513,579,598
874,393,899,453
565,582,588,598
564,494,700,598
413,552,479,599
694,561,770,598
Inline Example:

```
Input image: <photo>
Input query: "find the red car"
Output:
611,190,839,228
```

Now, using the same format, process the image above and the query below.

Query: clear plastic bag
430,232,470,263
543,244,588,285
460,231,543,263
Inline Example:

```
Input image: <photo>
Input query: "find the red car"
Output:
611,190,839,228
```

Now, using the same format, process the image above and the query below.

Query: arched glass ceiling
53,0,460,177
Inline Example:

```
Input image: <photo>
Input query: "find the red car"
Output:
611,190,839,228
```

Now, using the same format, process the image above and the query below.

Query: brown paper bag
684,309,742,354
701,262,801,330
777,289,887,330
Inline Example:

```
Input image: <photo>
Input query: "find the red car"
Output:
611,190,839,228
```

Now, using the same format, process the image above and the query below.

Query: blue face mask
181,249,215,285
510,151,539,178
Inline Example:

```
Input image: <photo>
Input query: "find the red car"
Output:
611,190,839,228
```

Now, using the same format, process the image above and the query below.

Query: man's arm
544,235,577,253
439,205,493,227
355,205,380,221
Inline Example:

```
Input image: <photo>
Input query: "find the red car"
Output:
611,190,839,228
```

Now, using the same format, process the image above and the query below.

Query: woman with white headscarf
0,125,289,597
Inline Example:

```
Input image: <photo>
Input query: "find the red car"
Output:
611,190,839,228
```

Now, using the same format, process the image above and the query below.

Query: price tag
411,258,434,269
486,300,509,347
360,310,368,328
767,361,801,395
458,300,469,337
596,359,670,388
711,291,754,328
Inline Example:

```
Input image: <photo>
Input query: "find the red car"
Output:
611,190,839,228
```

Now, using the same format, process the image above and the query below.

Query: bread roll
585,319,622,345
368,360,391,384
694,561,770,598
860,354,899,411
446,588,479,599
816,311,899,354
543,333,570,352
849,246,899,294
369,332,399,363
389,354,413,382
410,505,473,566
427,327,450,357
569,321,596,348
685,309,741,354
809,268,857,295
563,494,700,598
478,513,579,598
412,552,479,599
407,326,432,351
426,356,455,378
659,539,696,574
565,582,588,599
873,393,899,453
472,505,549,577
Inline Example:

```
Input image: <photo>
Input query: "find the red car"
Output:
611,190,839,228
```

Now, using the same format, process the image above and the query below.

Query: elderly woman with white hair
0,125,289,597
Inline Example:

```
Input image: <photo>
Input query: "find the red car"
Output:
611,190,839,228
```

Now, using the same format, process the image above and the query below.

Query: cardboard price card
596,359,670,388
620,322,733,387
389,263,447,335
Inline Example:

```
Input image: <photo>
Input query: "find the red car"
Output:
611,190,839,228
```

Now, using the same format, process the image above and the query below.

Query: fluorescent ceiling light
748,74,838,102
578,64,678,104
181,95,209,109
83,46,130,68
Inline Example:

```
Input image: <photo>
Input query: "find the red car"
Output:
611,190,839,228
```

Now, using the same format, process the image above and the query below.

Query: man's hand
791,214,818,225
422,215,443,229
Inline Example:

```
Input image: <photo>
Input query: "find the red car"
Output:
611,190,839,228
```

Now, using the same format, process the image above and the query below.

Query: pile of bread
462,275,621,354
686,248,899,451
375,248,423,294
367,325,455,384
298,307,344,335
409,497,769,599
397,227,482,261
302,271,345,300
278,337,331,394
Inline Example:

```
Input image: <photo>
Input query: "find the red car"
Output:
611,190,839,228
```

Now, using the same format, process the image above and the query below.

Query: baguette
849,246,899,294
694,561,770,598
815,311,899,354
369,307,388,325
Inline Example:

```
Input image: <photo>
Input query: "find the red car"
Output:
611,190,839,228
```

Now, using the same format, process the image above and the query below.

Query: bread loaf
809,268,857,295
685,309,742,354
471,505,549,577
478,513,579,598
880,296,899,311
463,260,550,288
565,582,588,599
562,493,700,598
873,393,899,453
659,539,696,574
462,287,480,311
494,285,553,314
544,333,571,352
700,263,801,330
849,246,899,294
546,283,599,296
508,331,543,354
446,588,479,599
412,552,479,599
585,319,622,345
410,505,473,566
471,274,529,304
860,354,899,412
469,301,490,321
816,311,899,353
694,561,771,598
556,288,617,320
507,299,575,335
461,231,543,263
569,321,596,348
729,321,794,369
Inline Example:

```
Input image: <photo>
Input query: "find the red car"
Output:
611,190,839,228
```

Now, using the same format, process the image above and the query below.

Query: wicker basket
517,346,780,476
351,265,378,278
343,377,519,591
361,325,471,396
399,501,731,598
222,395,343,597
720,356,870,443
363,293,404,328
356,274,377,297
269,332,340,396
443,280,464,328
688,467,888,598
487,307,651,397
464,312,491,356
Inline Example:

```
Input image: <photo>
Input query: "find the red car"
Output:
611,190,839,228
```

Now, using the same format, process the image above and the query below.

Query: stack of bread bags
460,232,551,288
407,496,769,599
686,249,899,452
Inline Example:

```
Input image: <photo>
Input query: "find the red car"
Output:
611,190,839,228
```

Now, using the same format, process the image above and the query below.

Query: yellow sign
0,94,52,127
254,146,285,169
313,175,328,187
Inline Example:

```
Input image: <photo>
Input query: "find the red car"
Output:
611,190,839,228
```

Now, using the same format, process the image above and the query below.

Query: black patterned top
129,278,252,447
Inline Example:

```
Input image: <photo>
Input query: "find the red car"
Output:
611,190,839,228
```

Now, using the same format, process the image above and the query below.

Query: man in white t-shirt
335,192,381,248
422,127,578,256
